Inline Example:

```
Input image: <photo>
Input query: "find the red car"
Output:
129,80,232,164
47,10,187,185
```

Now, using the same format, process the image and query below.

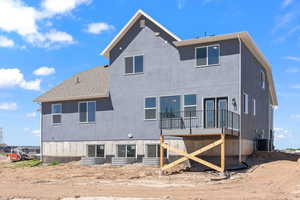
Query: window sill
124,72,144,76
52,123,62,126
79,122,96,124
144,119,157,121
195,64,220,68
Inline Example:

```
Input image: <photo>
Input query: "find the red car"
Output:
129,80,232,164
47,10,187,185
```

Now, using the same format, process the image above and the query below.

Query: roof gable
101,9,181,58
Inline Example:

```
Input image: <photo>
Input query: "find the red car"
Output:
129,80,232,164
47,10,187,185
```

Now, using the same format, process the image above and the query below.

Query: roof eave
33,93,109,103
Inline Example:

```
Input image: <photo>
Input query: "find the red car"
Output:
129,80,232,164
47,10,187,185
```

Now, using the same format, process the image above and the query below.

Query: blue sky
0,0,299,149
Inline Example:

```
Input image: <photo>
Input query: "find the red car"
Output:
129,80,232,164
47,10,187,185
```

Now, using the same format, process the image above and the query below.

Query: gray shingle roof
34,66,109,102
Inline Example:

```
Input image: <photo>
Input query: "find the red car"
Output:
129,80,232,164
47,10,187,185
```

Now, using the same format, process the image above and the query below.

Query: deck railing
159,110,240,134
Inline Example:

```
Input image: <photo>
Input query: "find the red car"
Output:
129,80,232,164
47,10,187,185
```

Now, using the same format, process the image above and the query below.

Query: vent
75,76,80,84
140,19,145,28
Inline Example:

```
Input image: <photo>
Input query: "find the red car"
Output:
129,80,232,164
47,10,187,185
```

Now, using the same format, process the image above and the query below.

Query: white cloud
273,13,295,33
176,0,185,10
290,114,300,119
274,127,289,139
285,67,300,73
0,68,40,91
0,0,39,36
0,102,17,111
290,84,300,89
86,22,114,34
42,0,90,15
282,56,300,62
282,0,294,8
31,129,41,135
0,0,87,48
26,112,37,118
25,30,74,48
33,66,55,76
0,36,15,48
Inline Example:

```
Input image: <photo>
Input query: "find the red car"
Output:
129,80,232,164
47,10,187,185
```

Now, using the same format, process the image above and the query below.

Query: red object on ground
7,153,21,161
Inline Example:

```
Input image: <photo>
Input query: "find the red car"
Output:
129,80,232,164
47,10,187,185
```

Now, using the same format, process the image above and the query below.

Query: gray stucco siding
241,42,271,140
43,18,242,143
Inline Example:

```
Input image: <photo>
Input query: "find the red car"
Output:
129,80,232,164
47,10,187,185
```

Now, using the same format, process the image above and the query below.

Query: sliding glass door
204,98,215,128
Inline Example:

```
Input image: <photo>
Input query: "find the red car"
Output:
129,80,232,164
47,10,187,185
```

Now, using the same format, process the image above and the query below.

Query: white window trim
79,101,96,123
243,93,249,114
116,144,137,158
253,98,256,116
183,94,197,118
195,44,220,67
144,97,157,120
86,144,106,158
261,70,266,90
51,103,62,125
145,143,169,158
124,54,144,75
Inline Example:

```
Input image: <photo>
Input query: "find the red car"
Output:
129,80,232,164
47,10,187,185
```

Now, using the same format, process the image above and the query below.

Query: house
34,10,277,171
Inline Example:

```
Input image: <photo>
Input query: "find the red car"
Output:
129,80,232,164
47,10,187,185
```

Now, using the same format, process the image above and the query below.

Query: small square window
125,55,143,74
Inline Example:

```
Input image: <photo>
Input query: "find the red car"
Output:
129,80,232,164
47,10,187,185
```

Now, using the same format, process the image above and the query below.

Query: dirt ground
0,152,300,200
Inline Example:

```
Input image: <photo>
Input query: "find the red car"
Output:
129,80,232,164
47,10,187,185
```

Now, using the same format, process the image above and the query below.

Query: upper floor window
79,101,96,123
125,55,144,74
196,45,220,67
253,98,256,116
260,70,265,89
145,97,157,120
51,103,62,124
243,93,249,114
184,94,197,117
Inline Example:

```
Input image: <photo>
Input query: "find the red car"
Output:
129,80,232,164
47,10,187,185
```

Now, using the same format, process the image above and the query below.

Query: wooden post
160,135,164,169
221,134,225,172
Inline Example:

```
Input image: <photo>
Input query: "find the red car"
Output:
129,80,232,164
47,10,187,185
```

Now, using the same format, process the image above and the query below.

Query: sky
0,0,299,149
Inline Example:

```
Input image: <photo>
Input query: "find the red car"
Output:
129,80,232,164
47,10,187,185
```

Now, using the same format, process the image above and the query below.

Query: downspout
238,34,242,163
38,103,43,162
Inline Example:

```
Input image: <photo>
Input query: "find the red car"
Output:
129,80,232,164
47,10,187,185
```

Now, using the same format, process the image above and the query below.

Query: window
79,101,96,123
253,98,256,116
260,70,265,89
145,97,156,120
243,93,249,114
146,144,168,158
87,144,105,157
184,94,196,117
51,104,62,124
117,144,136,158
196,45,220,67
125,55,143,74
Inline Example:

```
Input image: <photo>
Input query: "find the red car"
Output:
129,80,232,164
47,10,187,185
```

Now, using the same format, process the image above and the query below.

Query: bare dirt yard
0,152,300,200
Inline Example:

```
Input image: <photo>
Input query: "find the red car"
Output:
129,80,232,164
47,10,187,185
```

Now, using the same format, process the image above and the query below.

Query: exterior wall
241,42,271,143
108,17,241,141
42,137,251,164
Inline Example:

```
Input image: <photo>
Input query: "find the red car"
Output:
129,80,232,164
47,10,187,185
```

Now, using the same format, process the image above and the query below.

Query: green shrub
48,160,60,166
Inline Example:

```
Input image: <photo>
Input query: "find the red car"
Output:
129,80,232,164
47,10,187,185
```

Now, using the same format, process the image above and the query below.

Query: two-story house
34,10,277,171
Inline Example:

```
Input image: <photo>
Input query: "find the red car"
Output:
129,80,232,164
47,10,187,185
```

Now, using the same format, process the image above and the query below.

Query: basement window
79,101,96,123
51,103,62,124
146,144,168,158
87,144,105,157
117,144,136,158
125,55,144,74
196,45,220,67
145,97,157,120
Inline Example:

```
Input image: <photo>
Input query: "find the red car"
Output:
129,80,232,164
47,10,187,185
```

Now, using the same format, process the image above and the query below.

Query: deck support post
160,135,164,170
221,134,225,172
